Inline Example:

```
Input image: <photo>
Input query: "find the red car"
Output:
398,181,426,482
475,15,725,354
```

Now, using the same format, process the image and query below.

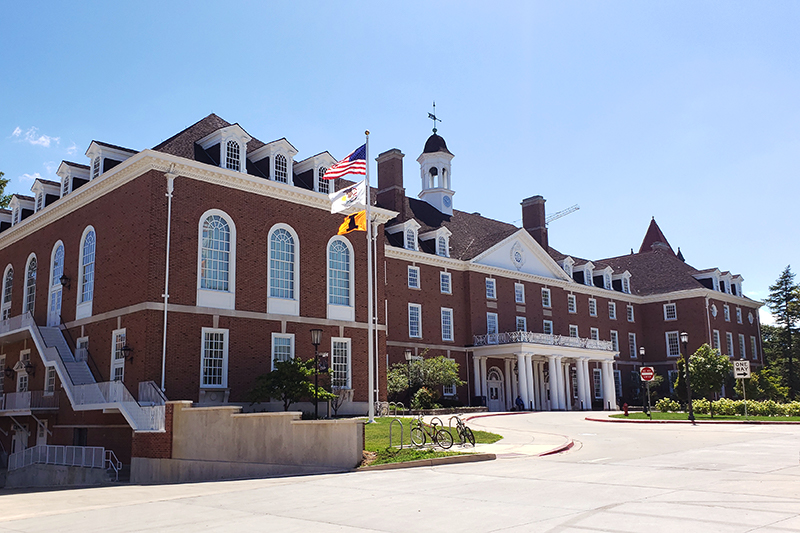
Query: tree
0,171,10,208
248,357,335,412
734,367,788,402
386,354,465,406
689,344,732,417
765,266,800,399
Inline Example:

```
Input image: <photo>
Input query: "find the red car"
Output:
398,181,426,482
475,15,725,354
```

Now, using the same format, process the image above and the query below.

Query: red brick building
0,114,762,466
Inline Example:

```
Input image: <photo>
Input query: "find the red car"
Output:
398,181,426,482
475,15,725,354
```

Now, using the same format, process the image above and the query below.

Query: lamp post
680,331,694,423
404,349,413,405
311,329,323,419
639,346,651,420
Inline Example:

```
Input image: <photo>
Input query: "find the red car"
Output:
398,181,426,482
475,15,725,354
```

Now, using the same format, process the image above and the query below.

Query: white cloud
66,142,78,155
19,172,42,183
11,126,60,148
44,161,58,175
759,307,776,326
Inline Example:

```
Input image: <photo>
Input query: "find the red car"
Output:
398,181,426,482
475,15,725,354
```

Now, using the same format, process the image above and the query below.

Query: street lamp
680,331,694,423
311,329,323,419
639,346,651,419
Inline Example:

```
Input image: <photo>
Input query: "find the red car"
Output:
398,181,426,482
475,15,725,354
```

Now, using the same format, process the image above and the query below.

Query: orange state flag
338,210,367,235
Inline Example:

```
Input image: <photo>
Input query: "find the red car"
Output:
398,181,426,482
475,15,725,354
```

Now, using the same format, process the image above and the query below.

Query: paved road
1,412,799,532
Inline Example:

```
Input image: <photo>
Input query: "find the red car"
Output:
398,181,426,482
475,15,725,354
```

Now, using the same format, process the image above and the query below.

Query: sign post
640,366,655,420
733,360,751,419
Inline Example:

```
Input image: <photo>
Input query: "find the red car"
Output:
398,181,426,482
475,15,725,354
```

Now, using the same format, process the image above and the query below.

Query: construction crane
546,204,580,225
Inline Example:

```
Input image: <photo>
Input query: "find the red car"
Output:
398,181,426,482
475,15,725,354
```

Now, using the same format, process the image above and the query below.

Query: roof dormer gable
419,227,453,257
8,195,35,226
612,270,632,294
56,161,90,197
196,124,253,174
594,265,614,290
470,229,574,281
30,179,61,212
247,138,299,184
85,141,138,179
693,268,722,292
294,151,337,193
387,219,422,251
576,262,594,286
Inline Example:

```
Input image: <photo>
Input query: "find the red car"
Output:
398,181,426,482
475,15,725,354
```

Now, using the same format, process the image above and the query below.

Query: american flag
321,144,366,180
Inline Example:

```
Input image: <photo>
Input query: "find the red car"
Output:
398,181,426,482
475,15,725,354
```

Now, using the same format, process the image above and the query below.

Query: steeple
417,103,455,215
638,217,674,254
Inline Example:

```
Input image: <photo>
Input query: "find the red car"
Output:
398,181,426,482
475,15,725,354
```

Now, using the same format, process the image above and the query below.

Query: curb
586,416,800,425
358,452,496,472
539,439,574,456
465,411,574,457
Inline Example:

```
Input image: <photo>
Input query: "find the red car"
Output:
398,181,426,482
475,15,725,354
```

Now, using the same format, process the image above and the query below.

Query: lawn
361,416,503,466
610,412,800,422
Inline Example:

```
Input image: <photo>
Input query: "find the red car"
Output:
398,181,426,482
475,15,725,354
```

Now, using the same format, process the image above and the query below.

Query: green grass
610,412,800,422
361,416,503,466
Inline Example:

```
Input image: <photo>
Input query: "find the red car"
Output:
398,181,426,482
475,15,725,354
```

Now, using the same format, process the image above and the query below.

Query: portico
472,331,618,411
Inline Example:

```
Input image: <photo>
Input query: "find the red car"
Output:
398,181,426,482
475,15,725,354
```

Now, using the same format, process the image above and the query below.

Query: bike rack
429,416,443,428
388,402,405,417
389,418,404,450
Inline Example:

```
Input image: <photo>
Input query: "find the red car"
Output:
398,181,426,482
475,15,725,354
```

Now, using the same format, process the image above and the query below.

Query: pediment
470,230,573,281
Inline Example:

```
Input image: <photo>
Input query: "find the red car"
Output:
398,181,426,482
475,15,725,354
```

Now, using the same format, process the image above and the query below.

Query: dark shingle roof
36,178,61,187
152,114,265,159
423,133,453,155
593,248,703,296
63,161,90,170
93,140,138,153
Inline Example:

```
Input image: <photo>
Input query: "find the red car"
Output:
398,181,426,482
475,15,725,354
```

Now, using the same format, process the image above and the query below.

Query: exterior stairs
38,326,95,386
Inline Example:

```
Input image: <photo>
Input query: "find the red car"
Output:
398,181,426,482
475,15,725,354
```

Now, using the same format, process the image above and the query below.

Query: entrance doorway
487,367,505,412
11,424,28,454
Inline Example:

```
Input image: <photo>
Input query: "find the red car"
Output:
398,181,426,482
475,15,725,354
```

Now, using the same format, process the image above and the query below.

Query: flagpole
365,130,375,424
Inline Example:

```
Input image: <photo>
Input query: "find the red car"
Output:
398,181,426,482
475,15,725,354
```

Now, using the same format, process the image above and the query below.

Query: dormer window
35,192,43,212
92,156,101,179
11,207,19,225
62,176,70,196
437,237,448,257
406,229,417,250
317,167,329,194
562,257,574,278
622,277,630,294
225,140,241,171
275,154,288,183
387,219,422,252
584,266,593,286
604,273,612,290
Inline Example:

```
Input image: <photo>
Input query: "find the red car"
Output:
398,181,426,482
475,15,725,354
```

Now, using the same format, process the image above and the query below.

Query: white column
583,359,593,409
473,355,482,399
532,360,541,410
517,353,529,410
605,361,618,411
547,356,558,411
575,358,587,410
538,361,547,410
511,361,518,403
602,361,614,411
525,355,535,411
559,357,569,410
504,359,513,410
563,361,572,411
480,357,488,405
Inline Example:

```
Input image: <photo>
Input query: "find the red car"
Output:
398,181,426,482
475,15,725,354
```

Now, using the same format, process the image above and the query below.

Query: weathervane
428,101,441,134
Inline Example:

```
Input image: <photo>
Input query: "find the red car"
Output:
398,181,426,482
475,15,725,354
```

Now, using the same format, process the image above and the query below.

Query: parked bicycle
453,416,475,447
410,416,453,449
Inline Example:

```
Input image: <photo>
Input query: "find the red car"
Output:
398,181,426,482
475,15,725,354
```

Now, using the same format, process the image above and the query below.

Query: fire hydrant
623,402,629,416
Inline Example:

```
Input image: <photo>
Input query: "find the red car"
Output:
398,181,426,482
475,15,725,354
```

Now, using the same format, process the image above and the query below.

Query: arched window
62,176,70,197
437,236,448,257
317,167,329,194
442,167,448,189
270,229,295,299
51,244,64,287
92,157,101,179
406,229,416,250
328,239,350,306
274,154,288,183
225,140,240,171
80,230,96,304
1,265,13,320
24,255,37,314
48,242,64,326
201,215,231,292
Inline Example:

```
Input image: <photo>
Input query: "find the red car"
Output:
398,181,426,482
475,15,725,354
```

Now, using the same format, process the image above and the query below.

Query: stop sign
640,367,655,382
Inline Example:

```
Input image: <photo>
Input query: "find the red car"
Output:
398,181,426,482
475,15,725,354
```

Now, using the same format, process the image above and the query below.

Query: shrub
411,387,440,410
712,397,737,416
655,398,680,412
692,398,710,414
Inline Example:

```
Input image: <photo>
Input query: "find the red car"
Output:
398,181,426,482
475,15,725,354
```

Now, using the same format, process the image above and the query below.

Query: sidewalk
463,412,574,457
585,412,800,425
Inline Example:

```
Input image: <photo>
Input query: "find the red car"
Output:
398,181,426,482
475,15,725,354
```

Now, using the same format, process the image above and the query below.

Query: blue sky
1,1,798,323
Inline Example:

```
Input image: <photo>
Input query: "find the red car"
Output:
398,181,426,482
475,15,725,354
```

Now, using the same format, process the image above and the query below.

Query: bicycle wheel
464,427,475,447
435,429,453,449
410,427,426,447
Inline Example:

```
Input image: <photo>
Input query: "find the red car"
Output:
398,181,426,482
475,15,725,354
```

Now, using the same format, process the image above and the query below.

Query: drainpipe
161,166,177,392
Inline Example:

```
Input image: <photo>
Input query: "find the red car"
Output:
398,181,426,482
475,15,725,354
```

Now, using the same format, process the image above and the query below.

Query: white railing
474,331,614,351
0,312,34,336
71,381,165,431
105,449,122,481
138,381,167,406
0,391,60,412
7,444,105,471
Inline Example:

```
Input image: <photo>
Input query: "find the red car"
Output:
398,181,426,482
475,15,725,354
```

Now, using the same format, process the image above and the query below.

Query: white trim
628,332,637,358
267,223,299,316
408,303,422,338
663,303,677,321
47,241,65,326
541,287,551,308
440,271,452,294
110,328,126,382
326,235,355,321
331,336,352,389
485,278,496,299
23,252,37,315
271,332,295,370
567,294,576,313
200,327,229,388
543,319,553,335
666,331,680,357
608,301,616,320
516,316,527,332
515,283,525,304
588,298,597,317
196,209,237,310
1,264,13,319
441,307,454,342
76,225,96,319
407,265,421,289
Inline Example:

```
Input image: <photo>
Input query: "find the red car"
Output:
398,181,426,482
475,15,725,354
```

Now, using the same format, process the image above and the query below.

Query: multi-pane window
666,331,680,357
590,327,599,340
18,351,30,392
440,272,451,294
516,316,527,332
269,228,295,299
589,298,597,317
317,167,329,194
629,333,637,358
664,303,677,321
201,329,228,387
487,312,498,335
80,228,96,306
405,229,416,250
274,154,288,183
485,278,496,299
712,330,721,351
225,140,240,171
437,237,448,257
627,305,634,322
572,367,578,399
35,192,43,212
328,239,350,305
201,216,230,291
515,283,525,304
622,277,630,294
62,177,70,196
593,368,602,399
738,334,747,360
604,273,612,290
724,305,730,322
45,367,56,395
24,257,37,314
726,332,734,357
609,302,616,320
614,370,622,399
52,244,64,288
111,329,126,381
610,330,619,351
736,307,742,324
751,336,758,360
272,334,294,367
409,304,422,338
569,325,579,338
567,294,576,313
92,156,101,179
332,338,351,388
584,268,593,286
443,383,456,397
408,266,420,289
541,288,551,308
441,308,453,341
2,267,13,320
543,320,553,335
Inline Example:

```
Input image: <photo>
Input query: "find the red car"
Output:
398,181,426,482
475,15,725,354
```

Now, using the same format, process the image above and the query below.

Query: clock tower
417,129,455,216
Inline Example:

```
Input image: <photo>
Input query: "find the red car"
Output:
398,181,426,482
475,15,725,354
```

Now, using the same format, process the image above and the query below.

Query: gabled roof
61,161,90,170
152,113,266,159
91,140,138,153
33,178,61,187
638,217,674,254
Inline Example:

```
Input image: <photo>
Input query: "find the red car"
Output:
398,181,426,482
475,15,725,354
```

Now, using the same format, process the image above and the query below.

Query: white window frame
197,211,237,310
111,328,126,382
45,366,56,396
610,330,619,352
712,330,721,351
487,312,498,335
736,307,742,324
726,332,734,357
225,140,241,172
569,325,578,338
627,305,635,323
274,153,289,183
588,298,597,317
516,316,527,332
271,333,295,370
629,332,637,358
543,320,553,335
18,349,31,393
437,236,449,257
0,354,4,395
316,167,330,194
443,383,456,397
327,236,354,321
593,368,603,399
1,264,12,320
751,336,758,360
331,337,352,389
567,294,576,313
590,327,599,340
664,303,677,321
92,156,101,179
541,288,551,308
48,241,65,326
738,334,746,360
409,304,422,338
622,277,631,294
604,273,612,290
724,304,730,322
405,228,417,251
200,327,229,389
408,266,420,289
267,223,299,316
666,331,680,357
515,283,525,304
23,253,37,315
608,302,616,320
441,307,454,342
485,278,496,299
440,272,452,294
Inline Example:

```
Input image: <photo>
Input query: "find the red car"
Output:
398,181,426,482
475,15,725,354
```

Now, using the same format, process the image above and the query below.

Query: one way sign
733,360,751,379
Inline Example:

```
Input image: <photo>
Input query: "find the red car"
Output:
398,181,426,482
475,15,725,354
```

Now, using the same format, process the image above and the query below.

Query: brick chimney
376,149,406,218
522,195,548,250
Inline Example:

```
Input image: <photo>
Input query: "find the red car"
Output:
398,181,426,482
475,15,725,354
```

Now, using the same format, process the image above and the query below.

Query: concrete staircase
38,327,95,386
